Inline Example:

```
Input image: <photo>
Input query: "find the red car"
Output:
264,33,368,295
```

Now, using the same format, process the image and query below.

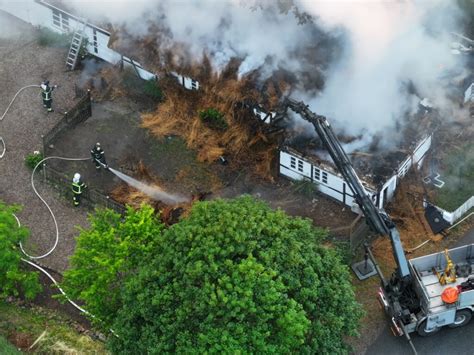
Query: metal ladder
66,20,87,70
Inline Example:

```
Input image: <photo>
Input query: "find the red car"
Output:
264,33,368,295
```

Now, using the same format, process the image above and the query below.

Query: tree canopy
62,196,362,354
0,201,41,300
62,205,165,327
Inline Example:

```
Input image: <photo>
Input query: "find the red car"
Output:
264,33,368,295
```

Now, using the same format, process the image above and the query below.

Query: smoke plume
296,0,468,141
67,0,469,143
67,0,342,91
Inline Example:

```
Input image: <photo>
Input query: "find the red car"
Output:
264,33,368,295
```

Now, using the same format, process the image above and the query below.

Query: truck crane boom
278,99,410,279
276,98,474,350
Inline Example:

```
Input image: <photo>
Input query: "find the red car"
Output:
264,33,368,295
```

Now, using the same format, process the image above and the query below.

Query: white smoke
296,0,467,137
67,0,468,141
67,0,339,79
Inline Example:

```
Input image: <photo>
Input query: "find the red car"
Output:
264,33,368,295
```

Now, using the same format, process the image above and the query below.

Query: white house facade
0,0,200,89
279,135,432,212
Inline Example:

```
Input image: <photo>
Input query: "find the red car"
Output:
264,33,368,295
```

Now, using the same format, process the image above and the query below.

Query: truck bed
410,244,474,314
416,268,474,313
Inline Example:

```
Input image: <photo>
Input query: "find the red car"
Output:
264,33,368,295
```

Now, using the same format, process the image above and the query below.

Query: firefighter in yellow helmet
72,173,87,206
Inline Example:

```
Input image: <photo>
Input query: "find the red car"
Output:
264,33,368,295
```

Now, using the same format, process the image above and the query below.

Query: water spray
108,167,190,205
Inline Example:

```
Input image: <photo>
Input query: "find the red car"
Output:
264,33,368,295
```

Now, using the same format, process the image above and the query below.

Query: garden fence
40,163,126,215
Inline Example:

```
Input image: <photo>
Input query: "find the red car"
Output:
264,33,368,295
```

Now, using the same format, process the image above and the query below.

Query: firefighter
40,80,57,112
72,173,87,207
90,142,108,170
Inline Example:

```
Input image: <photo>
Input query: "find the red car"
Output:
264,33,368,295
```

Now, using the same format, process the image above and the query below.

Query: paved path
0,12,89,271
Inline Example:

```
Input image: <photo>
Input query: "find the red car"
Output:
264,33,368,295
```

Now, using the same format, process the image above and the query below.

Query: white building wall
378,175,397,208
0,0,159,79
464,83,473,104
279,151,312,179
412,135,432,168
279,135,432,211
280,150,359,209
0,0,51,27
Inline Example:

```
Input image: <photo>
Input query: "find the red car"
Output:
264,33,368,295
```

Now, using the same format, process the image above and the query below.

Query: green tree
103,197,362,353
0,202,41,300
62,205,165,327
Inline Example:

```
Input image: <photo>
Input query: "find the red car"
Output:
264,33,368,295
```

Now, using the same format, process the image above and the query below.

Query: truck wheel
449,309,472,328
417,320,440,336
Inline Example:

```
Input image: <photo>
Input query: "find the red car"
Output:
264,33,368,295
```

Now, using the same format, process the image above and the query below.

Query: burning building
2,0,463,215
279,134,432,212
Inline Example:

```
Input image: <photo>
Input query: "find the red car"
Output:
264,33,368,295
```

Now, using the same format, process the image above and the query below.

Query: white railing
438,196,474,224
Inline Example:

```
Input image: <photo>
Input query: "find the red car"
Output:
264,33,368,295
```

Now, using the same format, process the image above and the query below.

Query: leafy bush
0,202,41,300
143,79,163,101
25,151,44,170
36,27,70,48
24,151,44,170
62,206,165,327
110,197,362,353
63,197,362,354
199,108,228,130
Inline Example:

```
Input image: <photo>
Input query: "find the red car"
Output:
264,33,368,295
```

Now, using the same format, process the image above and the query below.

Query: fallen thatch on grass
141,59,284,181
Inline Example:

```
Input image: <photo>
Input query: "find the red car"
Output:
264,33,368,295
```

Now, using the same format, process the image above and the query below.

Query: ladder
66,20,87,70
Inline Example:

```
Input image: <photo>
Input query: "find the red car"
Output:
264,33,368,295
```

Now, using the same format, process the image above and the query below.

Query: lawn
0,301,106,354
435,143,474,211
0,335,20,355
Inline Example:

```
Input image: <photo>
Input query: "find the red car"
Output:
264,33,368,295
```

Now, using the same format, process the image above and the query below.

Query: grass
150,135,199,168
149,136,221,192
0,301,107,354
434,143,474,211
292,179,319,196
119,69,164,107
199,108,228,131
0,335,20,355
36,27,71,48
143,79,163,101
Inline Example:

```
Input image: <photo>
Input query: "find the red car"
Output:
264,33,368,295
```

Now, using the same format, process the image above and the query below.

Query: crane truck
277,99,474,350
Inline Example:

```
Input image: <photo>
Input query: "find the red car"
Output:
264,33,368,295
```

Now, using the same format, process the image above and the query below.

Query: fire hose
1,84,116,334
19,156,90,259
0,84,41,158
16,156,118,335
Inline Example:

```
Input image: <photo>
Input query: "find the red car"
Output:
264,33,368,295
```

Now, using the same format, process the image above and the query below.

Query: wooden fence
41,163,126,215
43,90,92,154
41,91,126,214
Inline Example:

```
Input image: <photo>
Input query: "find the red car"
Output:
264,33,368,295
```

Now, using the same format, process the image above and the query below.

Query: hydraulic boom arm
279,99,410,279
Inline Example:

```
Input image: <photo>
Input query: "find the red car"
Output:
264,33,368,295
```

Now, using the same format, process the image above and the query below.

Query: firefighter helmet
73,173,81,183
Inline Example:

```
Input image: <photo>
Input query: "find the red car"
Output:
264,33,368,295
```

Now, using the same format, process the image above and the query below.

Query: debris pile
110,161,198,225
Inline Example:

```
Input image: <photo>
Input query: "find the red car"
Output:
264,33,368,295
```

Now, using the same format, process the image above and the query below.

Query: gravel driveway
0,11,89,272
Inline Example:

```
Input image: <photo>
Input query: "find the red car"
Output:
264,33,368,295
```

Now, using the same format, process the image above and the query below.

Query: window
297,160,304,172
290,157,296,169
52,10,60,27
93,29,98,54
322,172,328,184
314,167,321,181
191,80,198,90
61,14,69,31
52,9,69,32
